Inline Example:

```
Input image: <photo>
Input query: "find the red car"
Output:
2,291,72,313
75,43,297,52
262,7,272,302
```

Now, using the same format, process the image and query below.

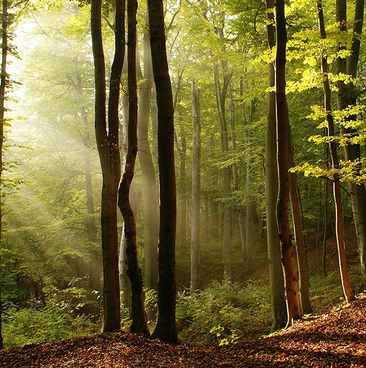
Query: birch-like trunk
317,0,355,302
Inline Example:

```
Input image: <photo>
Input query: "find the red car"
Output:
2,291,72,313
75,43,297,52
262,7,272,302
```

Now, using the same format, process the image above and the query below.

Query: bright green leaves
291,158,366,184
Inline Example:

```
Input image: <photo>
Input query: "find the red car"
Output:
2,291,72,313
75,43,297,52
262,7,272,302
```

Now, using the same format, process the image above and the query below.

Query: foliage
176,280,272,345
3,281,99,349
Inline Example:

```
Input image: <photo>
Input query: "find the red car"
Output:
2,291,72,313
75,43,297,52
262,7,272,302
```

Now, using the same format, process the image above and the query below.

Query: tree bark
213,60,232,280
275,0,302,327
317,0,355,303
288,140,312,314
148,0,179,343
0,0,8,349
244,101,254,276
137,17,159,290
117,0,149,335
191,81,201,292
234,82,246,271
91,0,124,332
336,0,366,276
91,0,123,333
264,0,287,330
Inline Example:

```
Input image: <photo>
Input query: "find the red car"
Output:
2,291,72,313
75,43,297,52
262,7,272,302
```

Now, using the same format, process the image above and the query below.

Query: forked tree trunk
317,0,355,303
191,81,201,292
91,0,124,333
275,0,302,327
265,0,287,330
148,0,179,343
118,0,149,335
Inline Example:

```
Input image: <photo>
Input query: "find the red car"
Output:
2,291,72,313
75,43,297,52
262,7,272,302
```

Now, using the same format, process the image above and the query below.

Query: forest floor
2,293,366,367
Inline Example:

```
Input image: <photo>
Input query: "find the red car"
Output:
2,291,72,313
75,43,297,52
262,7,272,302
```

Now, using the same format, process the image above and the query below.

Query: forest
0,0,365,364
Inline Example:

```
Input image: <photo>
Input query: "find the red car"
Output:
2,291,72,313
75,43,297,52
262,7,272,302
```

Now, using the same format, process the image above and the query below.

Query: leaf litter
2,294,366,367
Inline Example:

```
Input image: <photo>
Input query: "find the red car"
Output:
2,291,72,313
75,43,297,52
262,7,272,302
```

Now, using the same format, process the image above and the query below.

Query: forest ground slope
2,293,366,367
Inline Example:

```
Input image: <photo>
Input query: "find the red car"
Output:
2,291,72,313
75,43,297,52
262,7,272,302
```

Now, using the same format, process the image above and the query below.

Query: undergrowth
176,279,272,345
3,281,99,349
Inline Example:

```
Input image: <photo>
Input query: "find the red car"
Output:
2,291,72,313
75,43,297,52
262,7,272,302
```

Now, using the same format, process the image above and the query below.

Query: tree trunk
213,60,232,280
117,0,149,335
178,122,187,242
264,0,287,330
322,178,331,276
336,0,366,276
317,0,355,302
234,82,246,270
148,0,179,343
91,0,124,333
191,81,201,292
275,0,302,327
243,100,254,276
0,0,8,349
137,17,159,290
119,223,132,312
288,140,312,314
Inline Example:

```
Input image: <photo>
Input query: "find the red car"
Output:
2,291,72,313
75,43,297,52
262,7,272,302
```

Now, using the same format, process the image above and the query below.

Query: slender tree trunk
275,0,302,327
288,140,312,314
0,0,8,349
264,0,287,330
317,0,355,302
148,0,179,343
119,223,132,311
322,178,330,276
137,18,158,290
191,81,201,292
243,101,254,276
213,60,232,280
234,82,246,266
336,0,366,276
178,123,187,242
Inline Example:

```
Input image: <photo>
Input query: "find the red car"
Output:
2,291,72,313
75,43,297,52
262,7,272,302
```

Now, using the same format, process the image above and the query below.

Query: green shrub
176,279,272,345
3,281,100,349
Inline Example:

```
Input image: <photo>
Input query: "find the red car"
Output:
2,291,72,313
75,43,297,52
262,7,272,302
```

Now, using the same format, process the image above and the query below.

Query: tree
335,0,366,276
191,80,201,292
137,17,158,291
213,58,232,279
91,0,124,332
316,0,355,303
118,0,149,335
148,0,179,343
264,0,287,331
0,0,9,350
275,0,302,327
288,134,312,314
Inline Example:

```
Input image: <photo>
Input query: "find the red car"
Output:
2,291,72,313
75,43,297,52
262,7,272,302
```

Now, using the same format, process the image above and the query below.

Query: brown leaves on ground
2,294,366,367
